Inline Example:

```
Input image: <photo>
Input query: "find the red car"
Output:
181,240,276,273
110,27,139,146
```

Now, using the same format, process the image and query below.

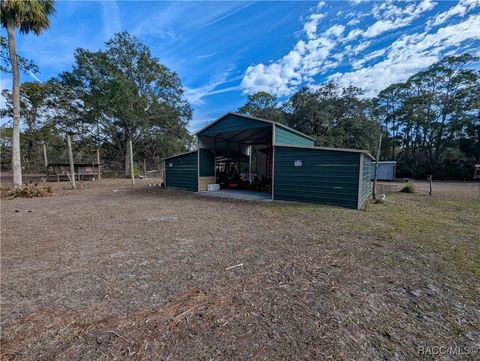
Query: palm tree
1,0,55,187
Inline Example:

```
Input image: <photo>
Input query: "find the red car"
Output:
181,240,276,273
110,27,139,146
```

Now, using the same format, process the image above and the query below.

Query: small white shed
371,161,396,181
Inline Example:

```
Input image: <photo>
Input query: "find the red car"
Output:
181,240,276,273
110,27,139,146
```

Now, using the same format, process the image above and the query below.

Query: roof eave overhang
194,112,315,142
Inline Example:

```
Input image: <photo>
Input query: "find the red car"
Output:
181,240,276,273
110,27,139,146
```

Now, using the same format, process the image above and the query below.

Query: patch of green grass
400,182,415,193
350,194,480,295
269,192,479,287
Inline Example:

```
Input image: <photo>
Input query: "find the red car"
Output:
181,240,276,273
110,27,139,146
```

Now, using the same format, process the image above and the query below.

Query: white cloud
201,2,253,28
304,13,325,39
185,85,240,105
196,53,217,60
185,71,240,105
326,24,345,38
101,1,122,39
363,0,436,38
351,48,386,69
352,40,371,54
28,71,42,82
241,9,343,96
241,0,478,97
346,18,360,26
241,33,338,95
427,0,480,28
330,14,480,96
345,29,363,41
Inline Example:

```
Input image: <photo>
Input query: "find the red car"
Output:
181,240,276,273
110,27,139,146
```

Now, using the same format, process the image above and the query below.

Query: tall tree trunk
125,140,131,177
392,119,396,160
7,18,22,187
67,134,76,189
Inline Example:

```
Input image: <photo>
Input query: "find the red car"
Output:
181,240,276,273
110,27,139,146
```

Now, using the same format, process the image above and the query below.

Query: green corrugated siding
274,125,314,146
273,146,360,209
199,148,215,177
359,155,372,208
165,151,198,191
198,114,269,136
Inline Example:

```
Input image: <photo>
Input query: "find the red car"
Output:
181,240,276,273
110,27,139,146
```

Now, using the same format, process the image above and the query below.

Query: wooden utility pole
372,127,382,200
129,138,135,186
42,141,48,174
96,148,101,180
67,135,76,189
427,175,432,196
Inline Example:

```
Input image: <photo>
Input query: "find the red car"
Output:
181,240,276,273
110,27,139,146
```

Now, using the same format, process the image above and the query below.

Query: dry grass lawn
1,179,479,360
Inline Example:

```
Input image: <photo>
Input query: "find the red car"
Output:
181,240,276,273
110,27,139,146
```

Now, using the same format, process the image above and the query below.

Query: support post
427,175,432,196
372,127,382,200
248,145,252,184
129,138,135,186
42,141,48,175
96,148,101,180
143,158,147,178
67,134,76,189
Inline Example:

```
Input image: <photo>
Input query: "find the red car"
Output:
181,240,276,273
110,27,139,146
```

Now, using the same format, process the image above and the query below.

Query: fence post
42,141,48,175
67,134,76,189
96,148,101,180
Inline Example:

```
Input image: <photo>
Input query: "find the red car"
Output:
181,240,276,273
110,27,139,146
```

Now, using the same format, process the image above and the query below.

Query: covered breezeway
197,115,274,198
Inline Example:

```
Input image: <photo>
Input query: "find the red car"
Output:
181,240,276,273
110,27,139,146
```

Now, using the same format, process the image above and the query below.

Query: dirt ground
1,178,479,360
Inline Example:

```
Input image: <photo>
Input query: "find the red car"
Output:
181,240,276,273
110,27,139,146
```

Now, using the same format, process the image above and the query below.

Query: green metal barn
164,113,373,209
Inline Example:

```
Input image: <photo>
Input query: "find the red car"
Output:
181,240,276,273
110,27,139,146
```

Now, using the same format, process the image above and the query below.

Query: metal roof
163,150,197,161
274,144,375,160
195,112,315,141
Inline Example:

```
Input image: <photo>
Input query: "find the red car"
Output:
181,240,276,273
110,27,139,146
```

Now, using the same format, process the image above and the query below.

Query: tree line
1,32,193,177
238,54,480,179
1,0,478,182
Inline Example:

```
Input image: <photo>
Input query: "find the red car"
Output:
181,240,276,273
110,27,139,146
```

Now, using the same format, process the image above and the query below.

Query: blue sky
1,0,479,130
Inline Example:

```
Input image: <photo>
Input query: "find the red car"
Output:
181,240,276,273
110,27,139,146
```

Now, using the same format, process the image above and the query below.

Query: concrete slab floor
198,189,272,201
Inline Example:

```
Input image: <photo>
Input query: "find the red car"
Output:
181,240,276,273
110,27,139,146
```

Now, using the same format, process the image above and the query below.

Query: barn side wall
274,125,315,147
273,146,360,209
198,148,215,191
165,151,198,192
199,148,215,177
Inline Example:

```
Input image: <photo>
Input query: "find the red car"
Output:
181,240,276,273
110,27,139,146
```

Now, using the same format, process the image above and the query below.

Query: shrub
1,182,53,199
400,182,415,193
